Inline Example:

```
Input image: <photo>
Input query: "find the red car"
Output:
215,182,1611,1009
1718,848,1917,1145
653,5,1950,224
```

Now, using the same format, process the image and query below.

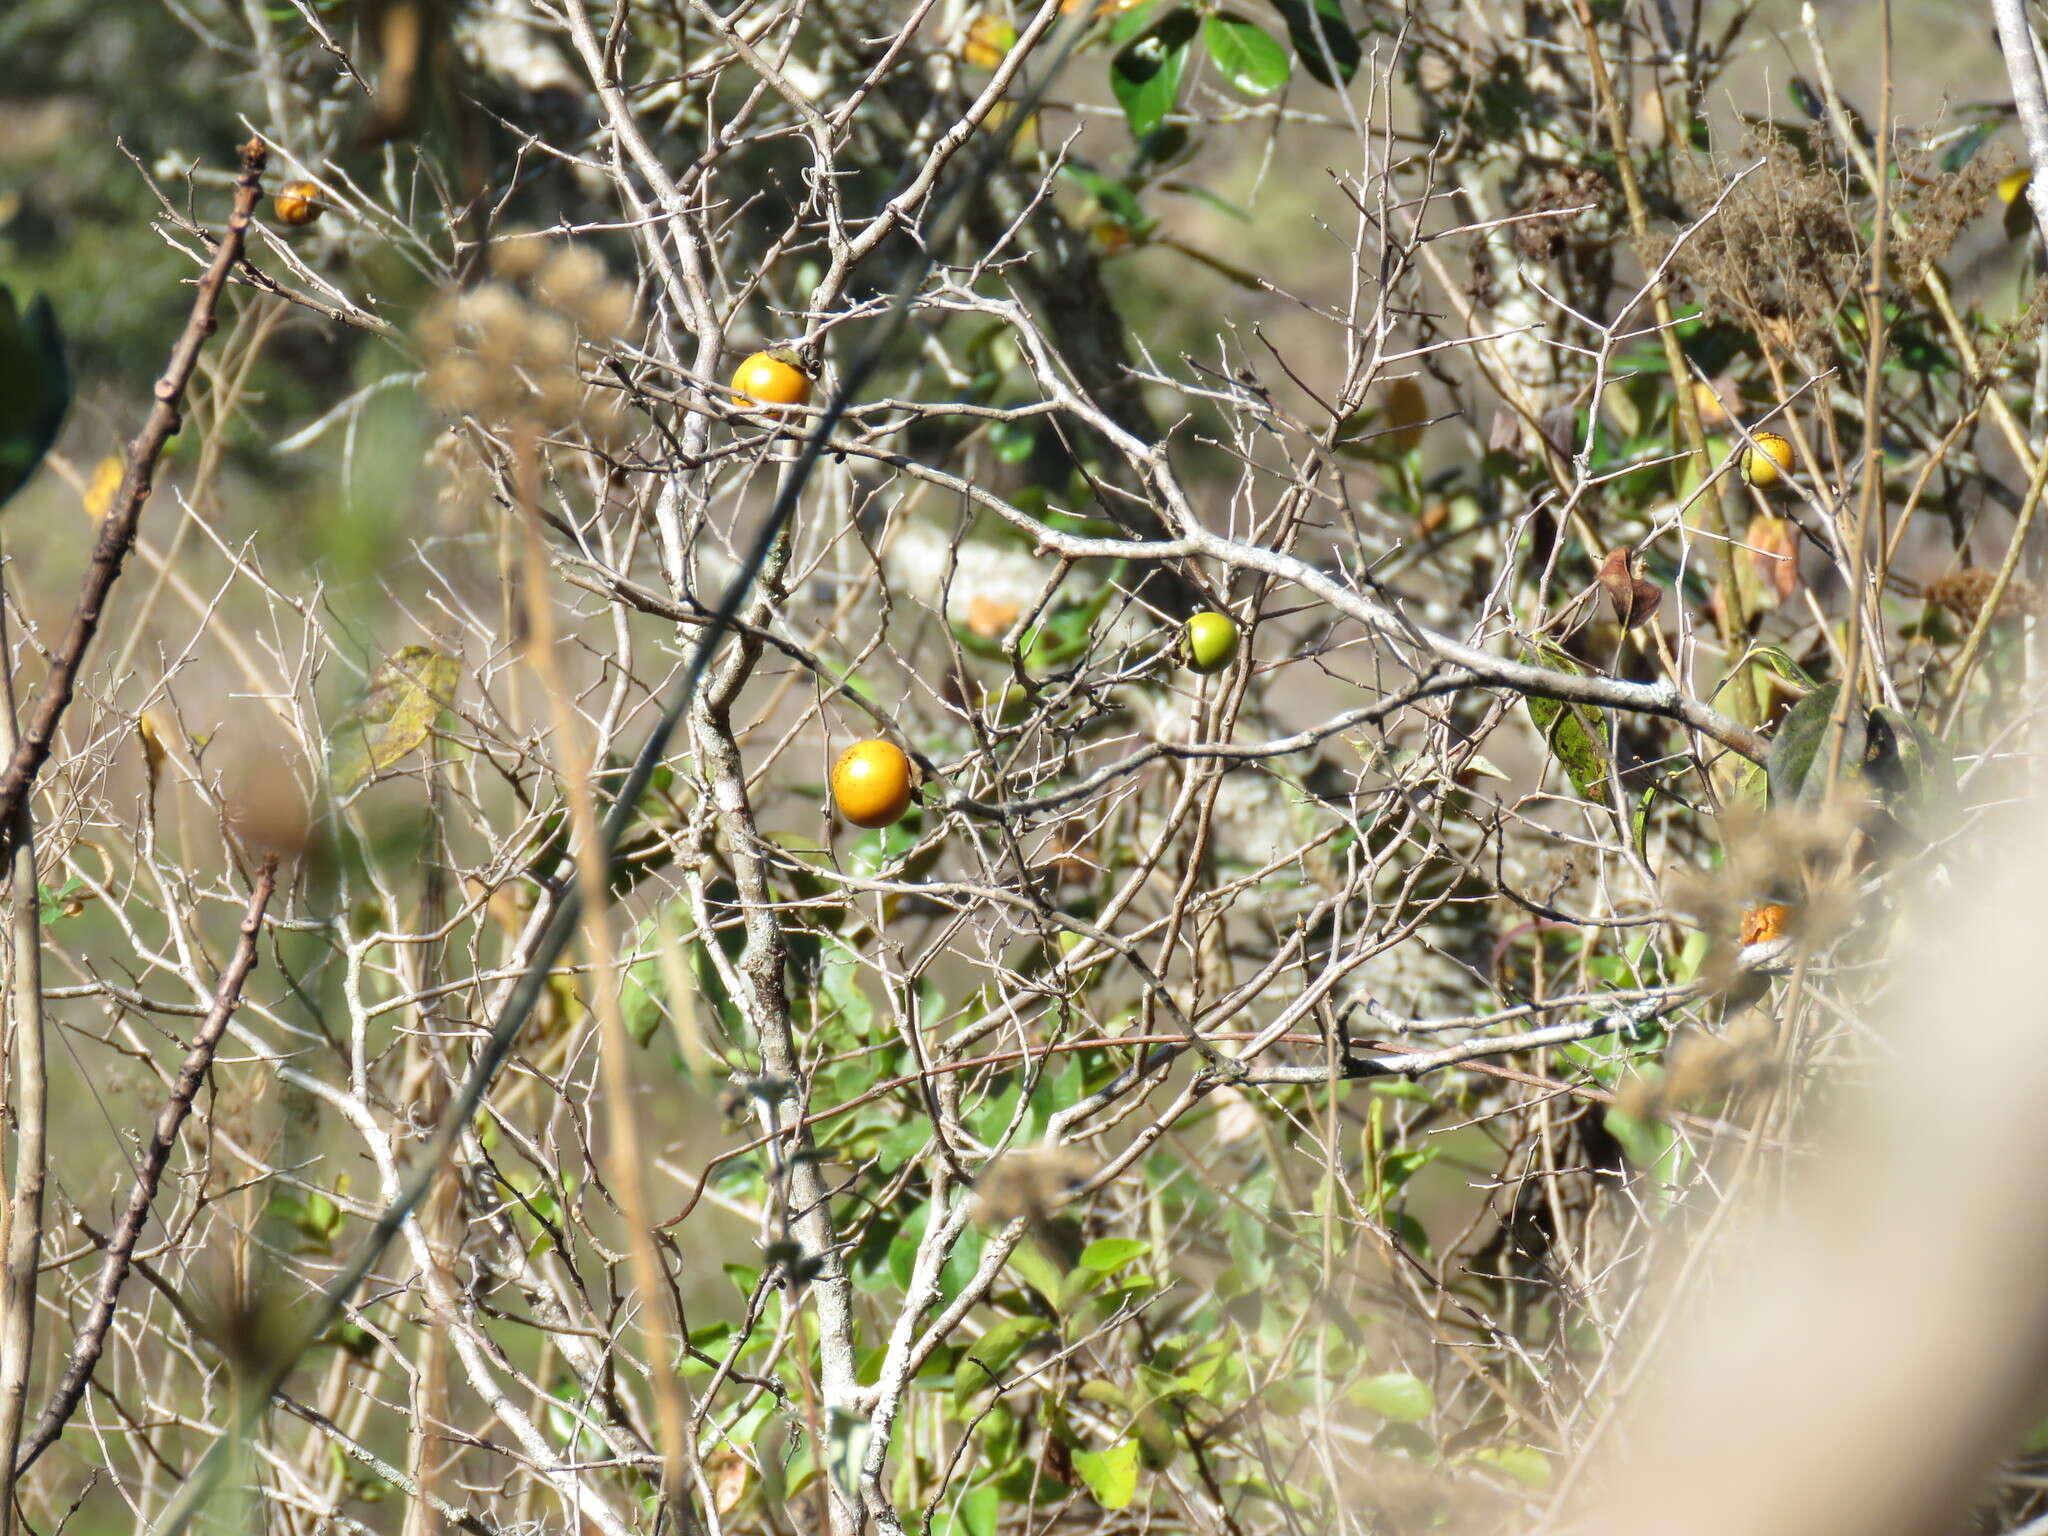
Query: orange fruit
1690,377,1735,429
1740,430,1794,489
730,349,813,411
273,180,324,227
831,739,915,829
1740,903,1790,946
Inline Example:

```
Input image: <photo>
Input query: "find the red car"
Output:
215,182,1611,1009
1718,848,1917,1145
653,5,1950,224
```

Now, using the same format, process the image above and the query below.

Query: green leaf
1767,684,1958,839
1071,1438,1142,1509
1939,117,2002,174
36,876,85,926
940,1222,988,1305
1263,0,1358,86
1479,1443,1552,1490
329,645,459,793
1133,123,1193,168
0,287,69,509
887,1204,930,1292
1108,1,1163,44
1007,1238,1068,1312
952,1316,1050,1409
1520,644,1612,803
1160,181,1253,221
1078,1238,1149,1273
1057,166,1155,237
1739,643,1820,691
1353,1371,1434,1422
989,420,1036,464
1110,8,1198,142
819,937,874,1033
936,1485,999,1536
304,1189,341,1238
1606,1103,1687,1208
1202,14,1290,95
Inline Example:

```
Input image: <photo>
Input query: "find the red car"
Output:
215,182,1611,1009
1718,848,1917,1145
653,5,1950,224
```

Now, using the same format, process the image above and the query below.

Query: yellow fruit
730,349,813,411
1184,611,1240,674
273,180,323,227
961,13,1018,67
1690,378,1733,430
1741,430,1795,489
831,739,915,829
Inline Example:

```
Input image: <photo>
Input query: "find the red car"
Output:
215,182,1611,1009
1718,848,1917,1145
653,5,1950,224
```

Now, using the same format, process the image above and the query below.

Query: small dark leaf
1134,122,1192,166
1939,117,2002,175
1263,0,1358,86
1864,706,1960,841
1787,76,1827,122
0,288,70,508
1487,409,1524,462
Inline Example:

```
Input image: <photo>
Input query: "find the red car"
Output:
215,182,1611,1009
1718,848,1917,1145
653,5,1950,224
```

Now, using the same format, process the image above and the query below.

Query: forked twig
15,855,278,1475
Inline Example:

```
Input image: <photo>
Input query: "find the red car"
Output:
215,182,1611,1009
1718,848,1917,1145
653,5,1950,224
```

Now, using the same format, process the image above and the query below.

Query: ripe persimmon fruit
832,739,915,828
730,348,813,411
274,181,324,227
1741,430,1795,489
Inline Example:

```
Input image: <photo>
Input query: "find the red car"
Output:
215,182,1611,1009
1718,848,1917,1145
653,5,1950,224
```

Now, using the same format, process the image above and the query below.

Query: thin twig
0,136,268,847
15,855,278,1476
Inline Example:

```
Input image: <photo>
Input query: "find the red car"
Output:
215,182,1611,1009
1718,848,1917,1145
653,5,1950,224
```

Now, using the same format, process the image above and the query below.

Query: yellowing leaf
1743,514,1799,605
1384,375,1428,452
329,644,459,793
138,710,170,802
960,13,1018,67
82,454,122,522
1071,1438,1140,1509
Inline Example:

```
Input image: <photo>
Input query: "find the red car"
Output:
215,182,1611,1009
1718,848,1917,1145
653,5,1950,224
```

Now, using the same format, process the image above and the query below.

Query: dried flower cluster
421,238,632,440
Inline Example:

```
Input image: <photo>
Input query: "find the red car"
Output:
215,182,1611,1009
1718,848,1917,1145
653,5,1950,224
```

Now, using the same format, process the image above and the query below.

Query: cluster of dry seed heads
420,239,633,439
1925,567,2041,627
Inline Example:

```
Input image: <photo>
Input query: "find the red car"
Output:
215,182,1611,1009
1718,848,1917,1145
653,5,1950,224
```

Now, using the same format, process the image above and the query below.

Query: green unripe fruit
1184,611,1240,674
